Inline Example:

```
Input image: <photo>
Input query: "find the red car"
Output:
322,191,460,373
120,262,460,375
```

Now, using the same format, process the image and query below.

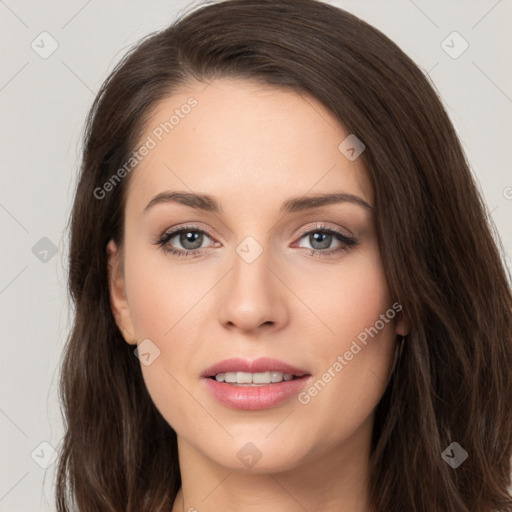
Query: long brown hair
56,0,512,510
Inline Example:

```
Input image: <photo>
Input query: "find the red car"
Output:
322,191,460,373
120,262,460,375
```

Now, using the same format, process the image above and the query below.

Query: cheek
293,248,396,440
122,247,209,428
293,243,393,351
123,246,198,338
299,329,395,456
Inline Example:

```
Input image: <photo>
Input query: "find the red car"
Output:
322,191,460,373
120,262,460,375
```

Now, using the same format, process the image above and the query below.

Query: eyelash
154,224,358,259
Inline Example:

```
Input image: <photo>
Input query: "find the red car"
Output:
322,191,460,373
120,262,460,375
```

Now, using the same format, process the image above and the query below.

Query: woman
56,0,512,510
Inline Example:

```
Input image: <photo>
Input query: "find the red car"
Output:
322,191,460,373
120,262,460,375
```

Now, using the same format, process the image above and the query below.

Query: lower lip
202,376,311,410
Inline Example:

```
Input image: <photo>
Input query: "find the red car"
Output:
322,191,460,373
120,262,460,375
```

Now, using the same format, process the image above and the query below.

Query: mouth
201,357,313,411
201,356,310,382
208,371,304,386
201,357,312,410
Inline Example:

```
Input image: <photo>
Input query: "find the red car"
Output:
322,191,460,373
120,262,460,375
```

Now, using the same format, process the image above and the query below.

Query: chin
202,439,310,474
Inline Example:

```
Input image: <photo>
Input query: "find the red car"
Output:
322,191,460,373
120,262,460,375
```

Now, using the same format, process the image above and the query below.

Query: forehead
125,78,373,216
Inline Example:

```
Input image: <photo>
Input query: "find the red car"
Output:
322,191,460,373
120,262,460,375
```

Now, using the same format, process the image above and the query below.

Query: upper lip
201,357,310,378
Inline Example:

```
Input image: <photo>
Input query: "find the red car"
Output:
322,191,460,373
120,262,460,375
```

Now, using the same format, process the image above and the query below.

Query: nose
218,242,289,334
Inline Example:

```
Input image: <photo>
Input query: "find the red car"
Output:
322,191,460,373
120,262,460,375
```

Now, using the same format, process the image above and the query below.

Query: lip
201,357,312,411
201,357,309,378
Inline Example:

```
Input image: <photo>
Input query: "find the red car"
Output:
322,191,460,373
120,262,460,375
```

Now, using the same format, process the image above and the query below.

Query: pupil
310,232,331,250
180,231,203,250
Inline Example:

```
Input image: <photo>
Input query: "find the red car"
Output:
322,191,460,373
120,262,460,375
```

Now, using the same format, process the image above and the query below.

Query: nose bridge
218,232,286,331
231,233,273,301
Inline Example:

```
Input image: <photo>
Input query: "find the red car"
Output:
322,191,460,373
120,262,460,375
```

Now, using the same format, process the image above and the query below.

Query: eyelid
161,222,215,236
159,222,352,245
156,222,358,257
293,222,354,239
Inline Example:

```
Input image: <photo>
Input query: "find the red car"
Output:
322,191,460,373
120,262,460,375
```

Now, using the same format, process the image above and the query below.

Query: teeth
214,371,296,384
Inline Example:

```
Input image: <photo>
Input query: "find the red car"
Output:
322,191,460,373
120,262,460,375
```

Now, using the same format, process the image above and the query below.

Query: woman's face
108,78,407,473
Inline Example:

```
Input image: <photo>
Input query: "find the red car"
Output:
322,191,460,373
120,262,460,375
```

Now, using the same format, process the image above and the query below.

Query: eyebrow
143,190,374,215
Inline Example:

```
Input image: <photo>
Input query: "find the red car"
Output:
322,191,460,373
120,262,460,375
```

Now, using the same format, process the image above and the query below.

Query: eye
155,226,217,258
154,224,358,259
292,225,358,257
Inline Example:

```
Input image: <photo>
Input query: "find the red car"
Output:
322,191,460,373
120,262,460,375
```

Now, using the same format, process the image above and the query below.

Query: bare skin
107,78,408,512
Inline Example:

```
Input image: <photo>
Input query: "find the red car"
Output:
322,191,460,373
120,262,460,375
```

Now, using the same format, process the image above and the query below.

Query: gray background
1,0,511,510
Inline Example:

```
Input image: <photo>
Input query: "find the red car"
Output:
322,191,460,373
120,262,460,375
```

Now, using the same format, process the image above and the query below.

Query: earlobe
106,239,137,345
394,305,410,338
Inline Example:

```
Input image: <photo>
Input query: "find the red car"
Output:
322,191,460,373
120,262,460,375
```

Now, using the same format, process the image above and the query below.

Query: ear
107,239,137,345
394,306,410,338
396,321,409,337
